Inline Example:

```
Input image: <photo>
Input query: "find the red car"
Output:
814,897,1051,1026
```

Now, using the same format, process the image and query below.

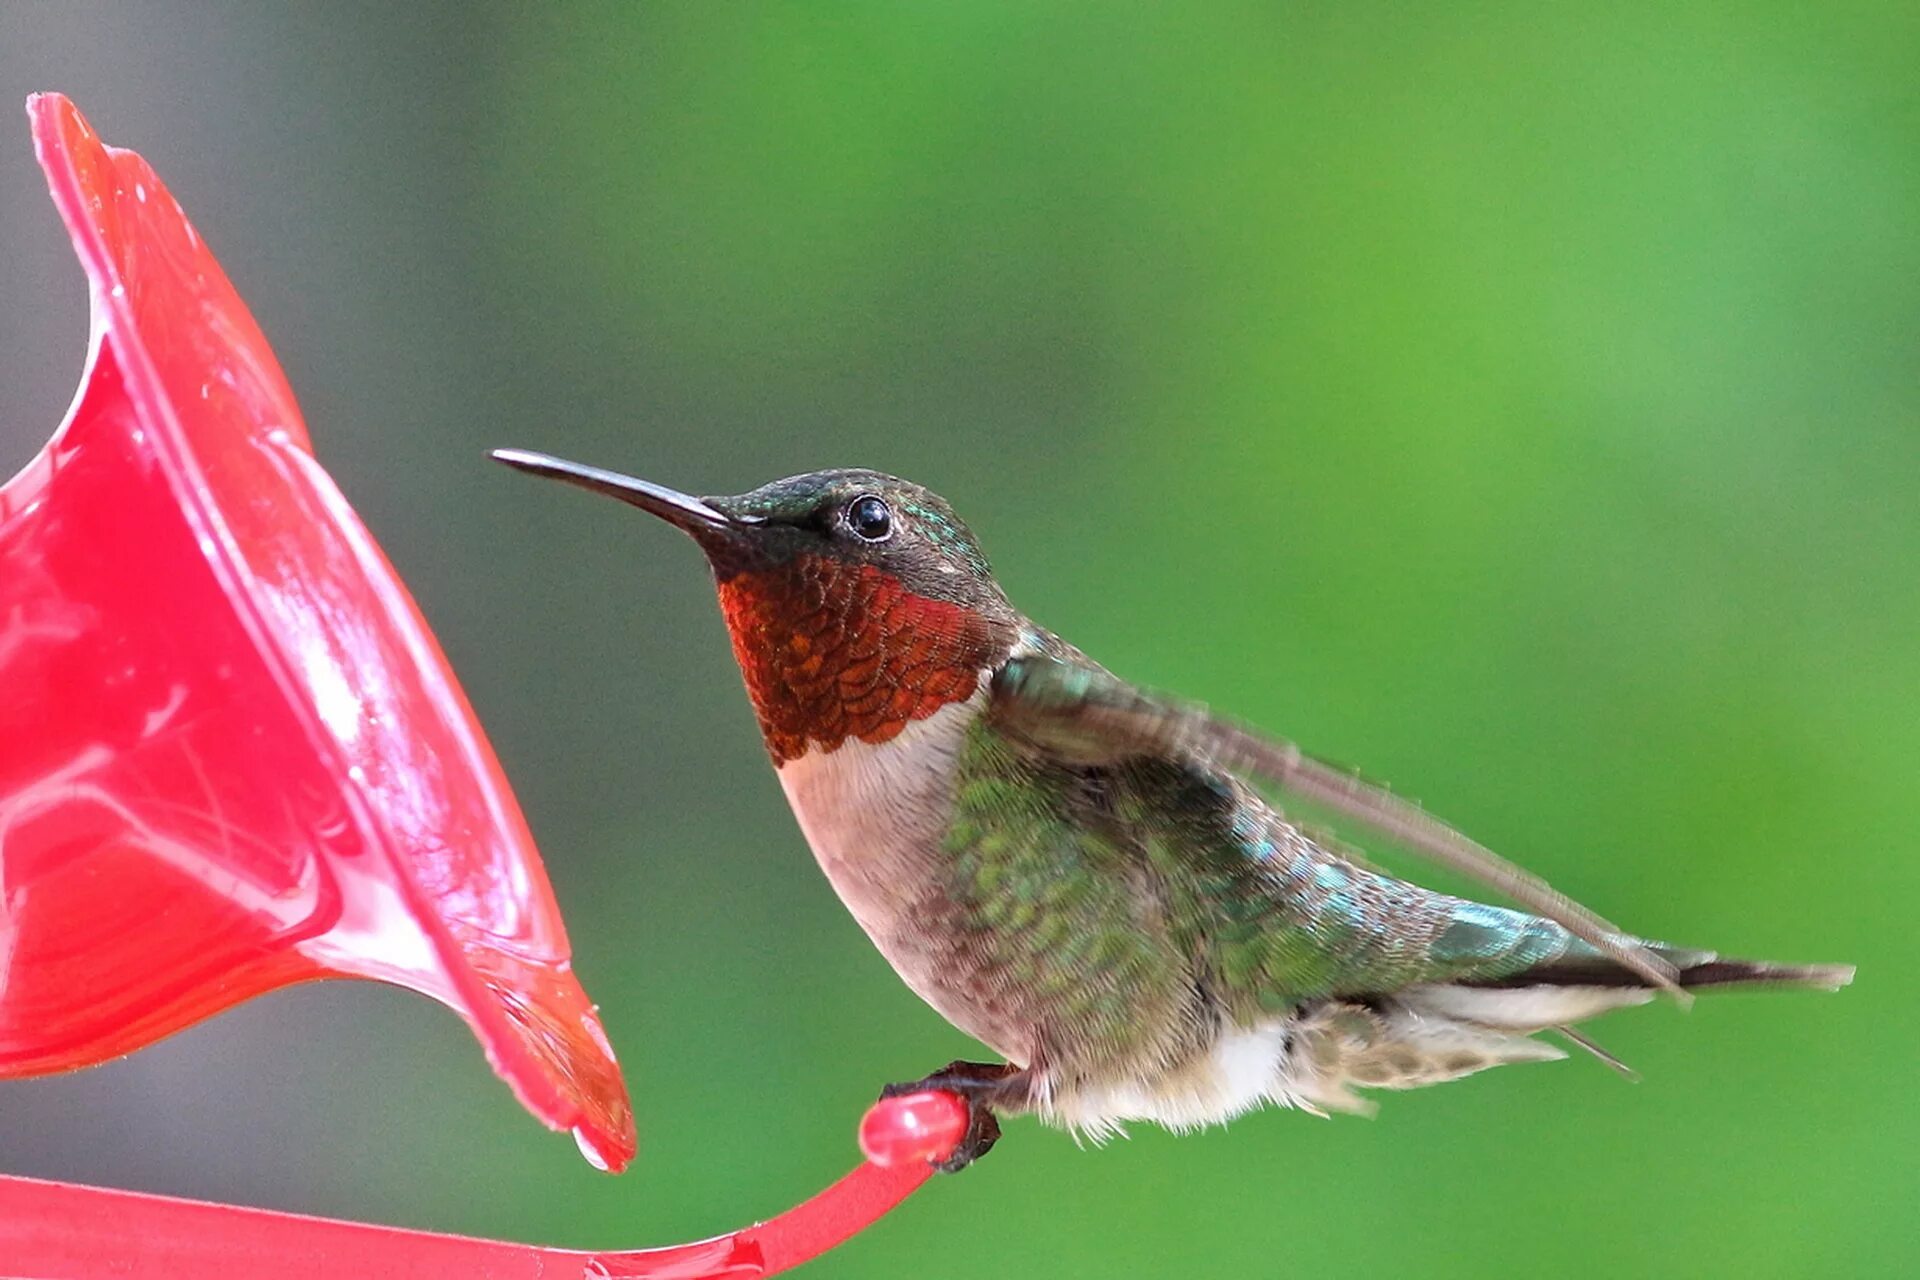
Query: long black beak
491,448,733,534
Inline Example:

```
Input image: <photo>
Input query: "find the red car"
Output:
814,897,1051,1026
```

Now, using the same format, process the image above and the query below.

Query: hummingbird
494,450,1853,1172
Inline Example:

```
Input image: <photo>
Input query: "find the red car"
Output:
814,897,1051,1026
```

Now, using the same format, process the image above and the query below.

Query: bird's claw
879,1059,1020,1174
932,1105,1000,1173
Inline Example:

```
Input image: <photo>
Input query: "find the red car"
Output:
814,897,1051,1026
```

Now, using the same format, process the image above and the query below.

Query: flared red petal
0,94,634,1170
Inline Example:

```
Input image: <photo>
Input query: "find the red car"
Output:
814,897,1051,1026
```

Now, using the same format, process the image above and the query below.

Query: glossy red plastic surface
859,1089,971,1168
0,1093,965,1279
0,93,633,1169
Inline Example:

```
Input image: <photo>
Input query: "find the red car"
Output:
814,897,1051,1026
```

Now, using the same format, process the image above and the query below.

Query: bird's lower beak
491,449,733,535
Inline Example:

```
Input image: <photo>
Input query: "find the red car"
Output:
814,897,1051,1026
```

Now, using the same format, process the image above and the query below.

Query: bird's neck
713,554,1012,764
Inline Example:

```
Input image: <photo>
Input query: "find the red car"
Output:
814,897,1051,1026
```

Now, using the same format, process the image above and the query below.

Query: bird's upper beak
491,449,738,536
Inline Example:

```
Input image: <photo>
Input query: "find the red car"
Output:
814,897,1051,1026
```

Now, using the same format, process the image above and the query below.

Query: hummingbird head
493,450,1019,763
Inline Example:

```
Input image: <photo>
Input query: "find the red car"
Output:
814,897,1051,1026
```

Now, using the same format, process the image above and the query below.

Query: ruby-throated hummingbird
495,450,1853,1171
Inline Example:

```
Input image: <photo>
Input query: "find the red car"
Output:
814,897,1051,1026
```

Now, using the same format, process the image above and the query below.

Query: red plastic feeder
0,94,963,1278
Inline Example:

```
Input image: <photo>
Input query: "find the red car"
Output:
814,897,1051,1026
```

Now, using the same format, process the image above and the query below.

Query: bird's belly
1042,1019,1292,1138
774,696,1034,1059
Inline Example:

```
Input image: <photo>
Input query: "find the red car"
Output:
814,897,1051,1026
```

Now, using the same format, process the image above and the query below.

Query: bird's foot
880,1060,1024,1173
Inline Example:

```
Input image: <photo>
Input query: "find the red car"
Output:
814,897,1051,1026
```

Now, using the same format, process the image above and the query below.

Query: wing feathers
989,654,1684,998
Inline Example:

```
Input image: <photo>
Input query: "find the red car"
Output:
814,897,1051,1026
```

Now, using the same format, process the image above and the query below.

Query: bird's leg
880,1060,1028,1173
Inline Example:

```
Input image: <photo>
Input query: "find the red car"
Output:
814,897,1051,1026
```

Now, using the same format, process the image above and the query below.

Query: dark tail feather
1464,949,1855,994
1669,958,1855,992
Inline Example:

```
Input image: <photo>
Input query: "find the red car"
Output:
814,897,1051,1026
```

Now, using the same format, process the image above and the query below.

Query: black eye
845,494,893,541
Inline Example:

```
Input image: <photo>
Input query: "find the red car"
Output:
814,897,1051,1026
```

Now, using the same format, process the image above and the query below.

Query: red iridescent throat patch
716,556,1006,764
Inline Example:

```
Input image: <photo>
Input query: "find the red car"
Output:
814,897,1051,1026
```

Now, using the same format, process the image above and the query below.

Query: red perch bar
0,1089,965,1279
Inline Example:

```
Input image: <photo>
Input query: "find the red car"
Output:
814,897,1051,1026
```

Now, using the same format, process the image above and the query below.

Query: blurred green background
1,5,1914,1276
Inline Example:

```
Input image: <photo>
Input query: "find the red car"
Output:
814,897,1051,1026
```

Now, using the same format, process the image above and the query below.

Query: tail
1457,945,1856,995
1275,944,1853,1116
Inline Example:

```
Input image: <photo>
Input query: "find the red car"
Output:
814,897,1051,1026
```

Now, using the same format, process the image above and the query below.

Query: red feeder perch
0,94,963,1277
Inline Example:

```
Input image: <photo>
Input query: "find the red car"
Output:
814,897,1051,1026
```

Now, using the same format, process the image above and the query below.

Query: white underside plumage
1040,983,1653,1141
775,694,1036,1057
